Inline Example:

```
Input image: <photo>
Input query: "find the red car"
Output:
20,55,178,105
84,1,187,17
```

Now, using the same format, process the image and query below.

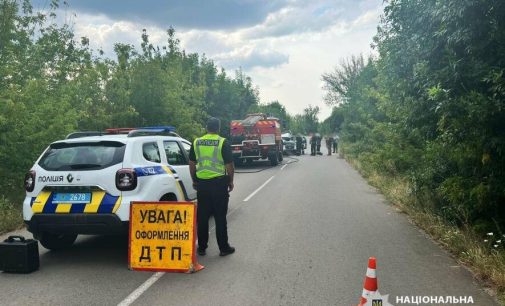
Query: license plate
53,193,91,203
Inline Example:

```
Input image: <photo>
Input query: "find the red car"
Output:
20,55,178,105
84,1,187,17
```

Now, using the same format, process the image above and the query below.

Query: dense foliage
323,0,505,232
0,0,262,204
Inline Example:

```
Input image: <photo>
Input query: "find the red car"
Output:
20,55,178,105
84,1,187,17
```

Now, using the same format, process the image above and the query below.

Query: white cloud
67,1,382,120
214,46,289,70
179,30,235,56
352,9,381,28
244,6,382,119
73,14,167,58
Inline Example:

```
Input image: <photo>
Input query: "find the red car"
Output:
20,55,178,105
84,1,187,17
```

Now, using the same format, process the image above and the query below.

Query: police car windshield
38,141,125,171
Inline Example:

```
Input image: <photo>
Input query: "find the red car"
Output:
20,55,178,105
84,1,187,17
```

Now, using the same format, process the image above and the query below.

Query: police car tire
39,232,77,250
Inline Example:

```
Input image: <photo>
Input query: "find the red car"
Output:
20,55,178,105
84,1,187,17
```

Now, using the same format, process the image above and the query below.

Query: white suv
23,127,196,250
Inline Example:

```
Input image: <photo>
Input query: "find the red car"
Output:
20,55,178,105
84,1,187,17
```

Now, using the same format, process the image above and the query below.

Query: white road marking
243,176,275,202
118,175,276,305
281,164,288,170
117,272,165,306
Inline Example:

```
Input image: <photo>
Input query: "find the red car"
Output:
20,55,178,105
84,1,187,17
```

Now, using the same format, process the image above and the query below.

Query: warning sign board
128,201,203,272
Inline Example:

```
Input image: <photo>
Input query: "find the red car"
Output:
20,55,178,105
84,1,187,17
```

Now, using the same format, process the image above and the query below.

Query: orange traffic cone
358,257,378,306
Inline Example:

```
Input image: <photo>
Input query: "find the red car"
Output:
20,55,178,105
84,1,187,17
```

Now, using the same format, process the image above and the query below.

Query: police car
23,127,196,250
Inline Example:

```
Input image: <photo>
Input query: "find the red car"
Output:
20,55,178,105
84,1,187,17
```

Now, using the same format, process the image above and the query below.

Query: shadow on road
235,155,300,173
40,234,129,269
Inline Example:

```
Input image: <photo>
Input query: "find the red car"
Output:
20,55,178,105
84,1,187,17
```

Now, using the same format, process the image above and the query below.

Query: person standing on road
333,135,338,154
189,117,235,257
326,136,333,156
310,133,317,156
315,133,322,155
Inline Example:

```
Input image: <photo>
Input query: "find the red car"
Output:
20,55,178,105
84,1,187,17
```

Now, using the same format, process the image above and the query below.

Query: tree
0,1,263,205
322,54,367,106
323,0,505,231
302,105,320,134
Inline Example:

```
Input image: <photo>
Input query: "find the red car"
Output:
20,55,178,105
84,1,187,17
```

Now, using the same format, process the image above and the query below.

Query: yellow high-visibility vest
194,134,225,179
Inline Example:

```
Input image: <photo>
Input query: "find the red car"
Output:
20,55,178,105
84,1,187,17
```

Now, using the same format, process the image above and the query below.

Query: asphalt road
0,153,499,305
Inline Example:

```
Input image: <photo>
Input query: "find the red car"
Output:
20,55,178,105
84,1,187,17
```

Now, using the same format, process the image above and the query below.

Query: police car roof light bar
86,126,180,137
127,126,179,138
140,126,176,132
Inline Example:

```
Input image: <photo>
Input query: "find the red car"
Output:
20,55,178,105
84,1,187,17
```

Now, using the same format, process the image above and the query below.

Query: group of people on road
295,135,307,155
310,133,338,156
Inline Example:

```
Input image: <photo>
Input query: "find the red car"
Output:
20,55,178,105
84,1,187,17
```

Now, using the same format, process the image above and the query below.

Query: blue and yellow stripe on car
134,165,190,201
161,165,188,201
31,191,121,214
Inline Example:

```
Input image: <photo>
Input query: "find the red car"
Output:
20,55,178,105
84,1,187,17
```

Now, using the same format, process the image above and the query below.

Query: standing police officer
189,117,235,257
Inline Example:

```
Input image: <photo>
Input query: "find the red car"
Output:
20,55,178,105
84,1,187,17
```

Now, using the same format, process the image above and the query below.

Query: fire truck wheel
269,151,279,166
233,157,244,167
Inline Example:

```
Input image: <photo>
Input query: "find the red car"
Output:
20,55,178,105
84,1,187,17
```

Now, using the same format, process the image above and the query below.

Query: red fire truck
230,113,283,166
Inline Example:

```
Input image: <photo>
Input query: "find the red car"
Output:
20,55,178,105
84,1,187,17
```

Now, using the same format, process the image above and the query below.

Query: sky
40,0,383,120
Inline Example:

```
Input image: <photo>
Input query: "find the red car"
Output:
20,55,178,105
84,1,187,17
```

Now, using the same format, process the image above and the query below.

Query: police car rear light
116,169,137,191
24,170,36,192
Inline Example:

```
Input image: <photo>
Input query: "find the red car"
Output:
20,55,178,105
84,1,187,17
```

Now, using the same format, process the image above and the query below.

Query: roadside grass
343,155,505,305
0,196,23,234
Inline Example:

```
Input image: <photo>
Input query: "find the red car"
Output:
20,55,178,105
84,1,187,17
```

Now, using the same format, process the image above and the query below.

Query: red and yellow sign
128,201,203,273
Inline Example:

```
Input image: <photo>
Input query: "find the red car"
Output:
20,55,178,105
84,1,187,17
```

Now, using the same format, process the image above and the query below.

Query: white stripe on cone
362,288,376,297
366,267,376,278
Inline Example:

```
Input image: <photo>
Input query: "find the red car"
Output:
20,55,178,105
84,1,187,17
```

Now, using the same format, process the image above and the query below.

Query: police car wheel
39,232,77,250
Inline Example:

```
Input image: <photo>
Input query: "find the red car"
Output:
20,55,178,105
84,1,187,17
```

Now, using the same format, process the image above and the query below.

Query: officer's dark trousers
197,177,230,251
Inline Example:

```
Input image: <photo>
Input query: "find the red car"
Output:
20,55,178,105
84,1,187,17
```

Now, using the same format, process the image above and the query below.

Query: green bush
0,196,23,234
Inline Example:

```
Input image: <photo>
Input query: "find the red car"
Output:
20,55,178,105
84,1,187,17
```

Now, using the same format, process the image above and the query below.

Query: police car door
162,140,196,200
